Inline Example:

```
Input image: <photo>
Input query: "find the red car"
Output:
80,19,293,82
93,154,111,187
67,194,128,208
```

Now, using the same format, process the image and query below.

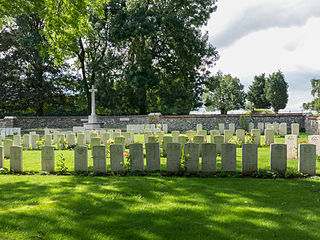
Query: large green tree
0,14,76,115
203,72,246,114
303,79,320,113
247,73,270,109
264,71,288,113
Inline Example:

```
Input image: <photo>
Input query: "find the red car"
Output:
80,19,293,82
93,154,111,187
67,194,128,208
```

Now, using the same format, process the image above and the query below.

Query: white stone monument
84,85,103,130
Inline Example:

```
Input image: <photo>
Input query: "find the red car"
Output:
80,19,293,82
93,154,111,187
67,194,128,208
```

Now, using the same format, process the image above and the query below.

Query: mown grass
0,176,319,240
1,133,319,174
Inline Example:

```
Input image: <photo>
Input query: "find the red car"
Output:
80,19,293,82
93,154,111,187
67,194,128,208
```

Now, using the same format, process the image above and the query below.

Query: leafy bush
0,168,9,174
252,169,280,179
285,168,307,178
228,136,243,148
239,116,251,131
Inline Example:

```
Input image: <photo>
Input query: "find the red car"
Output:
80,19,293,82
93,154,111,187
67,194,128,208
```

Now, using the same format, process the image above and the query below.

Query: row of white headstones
0,122,318,176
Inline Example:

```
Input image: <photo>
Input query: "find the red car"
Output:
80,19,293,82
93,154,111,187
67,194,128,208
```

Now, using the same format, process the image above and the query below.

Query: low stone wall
305,116,320,135
160,114,306,132
0,113,309,132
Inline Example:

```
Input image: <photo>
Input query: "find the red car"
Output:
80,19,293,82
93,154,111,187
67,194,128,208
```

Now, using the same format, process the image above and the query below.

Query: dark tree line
0,0,219,116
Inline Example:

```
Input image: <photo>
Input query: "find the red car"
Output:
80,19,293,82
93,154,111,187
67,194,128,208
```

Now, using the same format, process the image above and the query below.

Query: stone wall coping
160,113,305,119
306,116,320,120
4,115,149,120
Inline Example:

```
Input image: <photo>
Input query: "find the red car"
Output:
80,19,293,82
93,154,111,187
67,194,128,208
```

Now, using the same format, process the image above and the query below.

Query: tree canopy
264,71,288,114
247,73,270,109
303,79,320,113
0,0,219,116
203,72,246,114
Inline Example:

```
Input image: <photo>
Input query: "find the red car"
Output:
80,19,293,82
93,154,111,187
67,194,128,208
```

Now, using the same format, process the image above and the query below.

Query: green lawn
0,175,320,240
2,133,320,174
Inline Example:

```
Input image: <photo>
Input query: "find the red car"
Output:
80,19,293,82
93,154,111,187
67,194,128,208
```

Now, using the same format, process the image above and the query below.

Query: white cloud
205,0,320,111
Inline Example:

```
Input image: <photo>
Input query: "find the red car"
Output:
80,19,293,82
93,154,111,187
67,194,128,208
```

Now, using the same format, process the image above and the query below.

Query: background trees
246,74,270,109
202,72,246,114
303,79,320,113
0,0,219,116
264,71,288,113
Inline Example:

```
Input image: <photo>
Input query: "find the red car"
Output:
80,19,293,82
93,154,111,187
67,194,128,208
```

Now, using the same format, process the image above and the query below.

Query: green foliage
56,153,69,175
228,136,242,148
252,169,281,179
218,171,240,178
285,167,307,178
0,167,9,174
245,133,254,144
245,109,274,114
247,74,271,109
264,71,288,113
203,72,246,114
303,79,320,113
239,116,251,131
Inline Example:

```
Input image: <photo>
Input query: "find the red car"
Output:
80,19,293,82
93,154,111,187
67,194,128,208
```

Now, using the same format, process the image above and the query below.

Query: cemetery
1,1,320,240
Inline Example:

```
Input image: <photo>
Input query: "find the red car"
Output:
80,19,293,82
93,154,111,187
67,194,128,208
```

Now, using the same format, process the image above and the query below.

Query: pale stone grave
264,129,274,145
178,136,187,149
221,143,236,172
285,135,298,159
45,135,52,146
0,146,4,168
224,130,233,143
193,135,204,156
291,123,299,136
171,131,180,143
184,143,199,173
45,128,50,135
77,133,86,146
91,137,101,149
266,123,273,130
257,122,264,133
13,135,21,146
218,123,225,135
270,143,287,175
166,143,181,173
53,132,59,144
213,135,224,154
57,134,65,149
201,143,216,173
129,143,144,171
114,129,121,134
123,132,131,146
210,130,220,143
273,122,279,134
92,145,107,174
66,133,76,146
110,144,125,172
10,146,23,172
148,136,157,143
85,131,91,144
197,130,207,138
242,144,258,175
31,134,40,150
101,132,111,145
249,123,254,132
196,124,203,132
162,136,173,156
115,136,125,150
236,129,245,143
299,144,316,175
279,123,287,137
163,124,168,134
4,139,13,158
23,134,31,147
251,129,261,145
128,130,135,143
144,131,153,144
74,146,88,172
107,130,114,140
186,130,197,140
146,142,161,171
41,146,55,172
308,135,320,156
100,129,106,135
155,131,163,143
229,123,235,134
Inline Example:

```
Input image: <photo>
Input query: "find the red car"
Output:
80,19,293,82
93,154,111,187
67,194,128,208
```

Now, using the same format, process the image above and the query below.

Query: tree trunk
220,108,227,115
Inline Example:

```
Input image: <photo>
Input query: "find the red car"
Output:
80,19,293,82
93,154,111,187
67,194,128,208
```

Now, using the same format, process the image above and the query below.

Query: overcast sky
204,0,320,112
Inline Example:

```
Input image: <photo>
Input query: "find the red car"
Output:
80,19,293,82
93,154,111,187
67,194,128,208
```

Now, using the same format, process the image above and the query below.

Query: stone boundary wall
160,114,306,132
305,116,320,135
0,113,310,132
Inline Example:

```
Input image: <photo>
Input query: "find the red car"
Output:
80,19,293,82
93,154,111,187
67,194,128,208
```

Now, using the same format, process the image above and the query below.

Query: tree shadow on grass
0,177,319,240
